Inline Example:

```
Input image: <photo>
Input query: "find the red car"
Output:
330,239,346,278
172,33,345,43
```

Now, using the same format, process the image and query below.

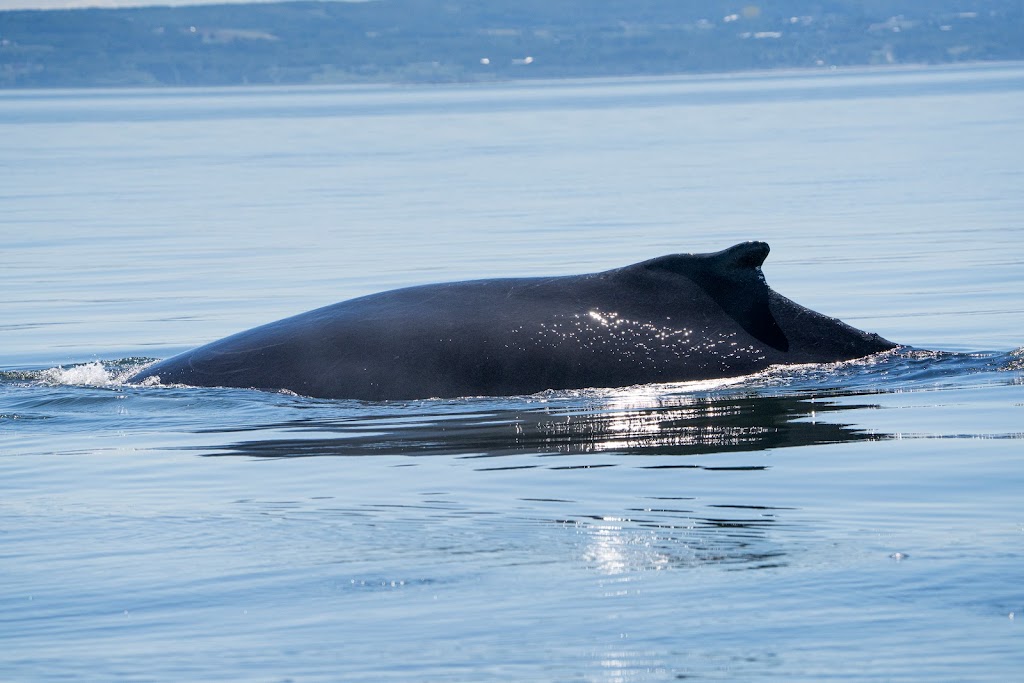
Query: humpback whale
129,242,896,400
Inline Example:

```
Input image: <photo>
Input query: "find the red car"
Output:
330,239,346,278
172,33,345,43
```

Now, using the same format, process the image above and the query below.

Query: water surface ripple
2,66,1023,682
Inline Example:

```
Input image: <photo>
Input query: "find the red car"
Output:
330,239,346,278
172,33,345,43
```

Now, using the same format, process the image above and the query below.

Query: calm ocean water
2,64,1023,681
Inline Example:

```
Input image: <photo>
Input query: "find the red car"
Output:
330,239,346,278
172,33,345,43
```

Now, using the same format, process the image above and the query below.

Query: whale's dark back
129,242,895,399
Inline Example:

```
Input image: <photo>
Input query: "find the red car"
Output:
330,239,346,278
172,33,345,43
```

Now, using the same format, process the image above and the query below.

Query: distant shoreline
3,0,1021,89
2,60,1022,95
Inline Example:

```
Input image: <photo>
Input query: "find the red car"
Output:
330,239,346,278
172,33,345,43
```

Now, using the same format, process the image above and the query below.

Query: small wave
39,362,119,387
730,347,1019,396
524,347,1015,405
1005,347,1024,371
3,358,156,389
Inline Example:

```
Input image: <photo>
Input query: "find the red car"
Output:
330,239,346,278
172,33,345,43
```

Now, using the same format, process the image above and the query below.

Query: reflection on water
2,348,1017,583
168,348,1017,461
205,393,882,460
1,347,1020,464
1,348,1022,681
564,502,793,574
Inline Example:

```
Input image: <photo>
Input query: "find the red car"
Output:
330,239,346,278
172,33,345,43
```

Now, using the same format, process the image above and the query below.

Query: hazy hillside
2,0,1022,87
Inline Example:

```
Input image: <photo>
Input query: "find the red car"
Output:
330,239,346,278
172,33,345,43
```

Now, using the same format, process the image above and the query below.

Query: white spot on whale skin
531,309,761,370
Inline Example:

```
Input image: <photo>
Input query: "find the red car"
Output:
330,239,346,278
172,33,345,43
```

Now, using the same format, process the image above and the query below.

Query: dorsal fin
638,240,770,276
640,241,789,352
714,240,770,269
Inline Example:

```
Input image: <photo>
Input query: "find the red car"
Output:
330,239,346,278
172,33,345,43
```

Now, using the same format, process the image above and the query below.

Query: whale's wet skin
129,242,895,399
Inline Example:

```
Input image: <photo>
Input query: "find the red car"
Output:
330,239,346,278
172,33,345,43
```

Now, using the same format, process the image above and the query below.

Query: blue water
2,64,1023,681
